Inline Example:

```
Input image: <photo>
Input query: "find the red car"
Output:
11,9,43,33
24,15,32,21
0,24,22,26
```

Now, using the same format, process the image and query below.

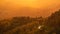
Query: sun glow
0,0,60,8
0,0,60,18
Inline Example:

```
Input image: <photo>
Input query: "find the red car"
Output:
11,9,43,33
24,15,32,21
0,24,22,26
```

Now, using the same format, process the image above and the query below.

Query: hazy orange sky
0,0,60,18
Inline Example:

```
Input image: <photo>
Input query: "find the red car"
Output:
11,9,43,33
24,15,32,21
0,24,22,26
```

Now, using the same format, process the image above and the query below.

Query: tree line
0,9,60,34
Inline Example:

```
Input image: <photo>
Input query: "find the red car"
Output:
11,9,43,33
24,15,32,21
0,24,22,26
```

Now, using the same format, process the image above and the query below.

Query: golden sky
0,0,60,18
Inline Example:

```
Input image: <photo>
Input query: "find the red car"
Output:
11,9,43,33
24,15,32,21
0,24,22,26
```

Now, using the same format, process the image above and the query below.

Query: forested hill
0,16,44,34
0,9,60,34
44,9,60,34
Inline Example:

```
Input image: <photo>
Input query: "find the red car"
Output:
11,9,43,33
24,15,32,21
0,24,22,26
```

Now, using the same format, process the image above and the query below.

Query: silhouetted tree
45,9,60,34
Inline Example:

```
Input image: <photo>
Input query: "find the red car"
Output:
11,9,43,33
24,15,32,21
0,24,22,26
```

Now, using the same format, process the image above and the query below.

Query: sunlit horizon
0,0,60,19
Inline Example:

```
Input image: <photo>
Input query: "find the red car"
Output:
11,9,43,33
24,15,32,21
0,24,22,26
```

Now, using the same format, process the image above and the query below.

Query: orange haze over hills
0,0,60,19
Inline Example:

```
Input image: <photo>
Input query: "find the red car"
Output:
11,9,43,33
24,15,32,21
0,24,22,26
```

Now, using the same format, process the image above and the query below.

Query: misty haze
0,0,60,34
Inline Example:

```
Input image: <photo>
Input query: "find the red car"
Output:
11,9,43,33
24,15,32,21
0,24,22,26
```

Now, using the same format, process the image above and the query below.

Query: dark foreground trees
44,9,60,34
0,16,43,34
0,9,60,34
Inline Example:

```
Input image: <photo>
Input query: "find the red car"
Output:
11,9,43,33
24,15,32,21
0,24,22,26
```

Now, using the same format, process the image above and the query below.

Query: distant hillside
0,10,60,34
44,9,60,34
0,16,44,34
0,7,58,19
